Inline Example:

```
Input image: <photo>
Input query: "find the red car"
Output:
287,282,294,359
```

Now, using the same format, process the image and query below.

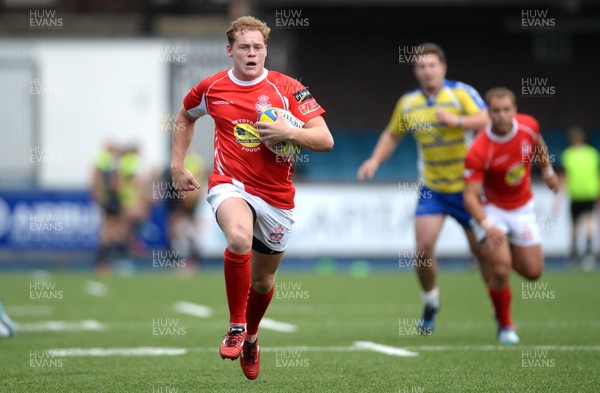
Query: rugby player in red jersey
463,87,558,344
171,16,333,379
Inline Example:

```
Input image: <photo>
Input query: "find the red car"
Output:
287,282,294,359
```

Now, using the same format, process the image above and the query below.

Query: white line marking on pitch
174,301,213,318
259,346,357,353
406,345,600,352
172,303,296,332
260,318,297,332
260,343,418,357
47,343,417,358
84,281,108,297
43,344,600,358
49,347,186,357
353,341,418,357
6,305,53,316
16,320,106,332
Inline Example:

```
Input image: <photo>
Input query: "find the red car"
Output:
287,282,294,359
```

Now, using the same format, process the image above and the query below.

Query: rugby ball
257,108,303,157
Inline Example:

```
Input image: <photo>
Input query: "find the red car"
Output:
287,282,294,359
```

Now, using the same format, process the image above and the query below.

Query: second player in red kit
463,87,558,344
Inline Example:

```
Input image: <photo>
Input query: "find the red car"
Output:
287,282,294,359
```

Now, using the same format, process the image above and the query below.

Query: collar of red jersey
228,68,268,86
485,117,518,143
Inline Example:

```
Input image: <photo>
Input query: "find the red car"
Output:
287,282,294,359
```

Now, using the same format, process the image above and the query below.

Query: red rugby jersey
183,68,325,209
464,113,540,210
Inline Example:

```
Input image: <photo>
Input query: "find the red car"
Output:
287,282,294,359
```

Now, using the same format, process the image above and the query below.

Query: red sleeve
517,113,540,141
527,115,540,135
183,78,209,118
278,76,325,123
464,141,485,183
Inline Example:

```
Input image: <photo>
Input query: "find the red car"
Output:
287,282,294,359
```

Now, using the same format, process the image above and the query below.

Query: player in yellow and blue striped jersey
358,43,488,334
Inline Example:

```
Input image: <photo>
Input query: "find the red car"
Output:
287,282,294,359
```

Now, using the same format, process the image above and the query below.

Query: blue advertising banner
0,191,167,251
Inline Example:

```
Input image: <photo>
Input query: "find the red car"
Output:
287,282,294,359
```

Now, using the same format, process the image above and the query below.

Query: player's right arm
463,180,486,227
171,106,201,191
357,98,406,181
463,145,505,249
463,179,504,250
437,82,488,130
357,128,402,181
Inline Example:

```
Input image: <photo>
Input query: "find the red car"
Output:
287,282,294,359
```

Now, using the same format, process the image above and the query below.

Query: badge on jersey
268,224,285,244
255,95,271,112
293,88,313,103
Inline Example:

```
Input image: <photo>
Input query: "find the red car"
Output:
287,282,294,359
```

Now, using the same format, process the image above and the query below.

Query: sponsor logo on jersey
233,123,261,148
293,88,313,103
211,100,234,105
298,99,320,115
505,163,526,186
256,95,271,112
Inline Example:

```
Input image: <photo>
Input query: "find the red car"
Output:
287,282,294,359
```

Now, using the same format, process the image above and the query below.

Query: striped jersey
387,80,486,193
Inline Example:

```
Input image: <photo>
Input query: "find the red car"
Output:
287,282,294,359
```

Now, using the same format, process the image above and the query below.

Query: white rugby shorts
471,200,541,247
207,181,295,252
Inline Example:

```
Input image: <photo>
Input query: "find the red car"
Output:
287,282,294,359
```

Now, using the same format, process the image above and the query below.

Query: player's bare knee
415,242,435,258
491,267,508,279
226,227,252,254
252,278,274,294
490,260,510,279
525,269,542,281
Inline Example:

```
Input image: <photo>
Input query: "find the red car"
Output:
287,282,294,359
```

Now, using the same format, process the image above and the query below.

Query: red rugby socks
488,286,513,329
224,248,252,325
246,285,275,341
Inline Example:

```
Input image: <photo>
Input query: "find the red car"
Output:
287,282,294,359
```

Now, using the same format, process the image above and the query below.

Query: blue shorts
415,185,472,228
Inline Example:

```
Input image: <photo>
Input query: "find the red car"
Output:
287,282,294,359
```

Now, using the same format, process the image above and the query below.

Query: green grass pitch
0,269,597,392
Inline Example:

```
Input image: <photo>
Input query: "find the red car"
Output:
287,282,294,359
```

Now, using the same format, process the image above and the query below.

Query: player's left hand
256,109,294,146
544,173,559,194
436,109,460,127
